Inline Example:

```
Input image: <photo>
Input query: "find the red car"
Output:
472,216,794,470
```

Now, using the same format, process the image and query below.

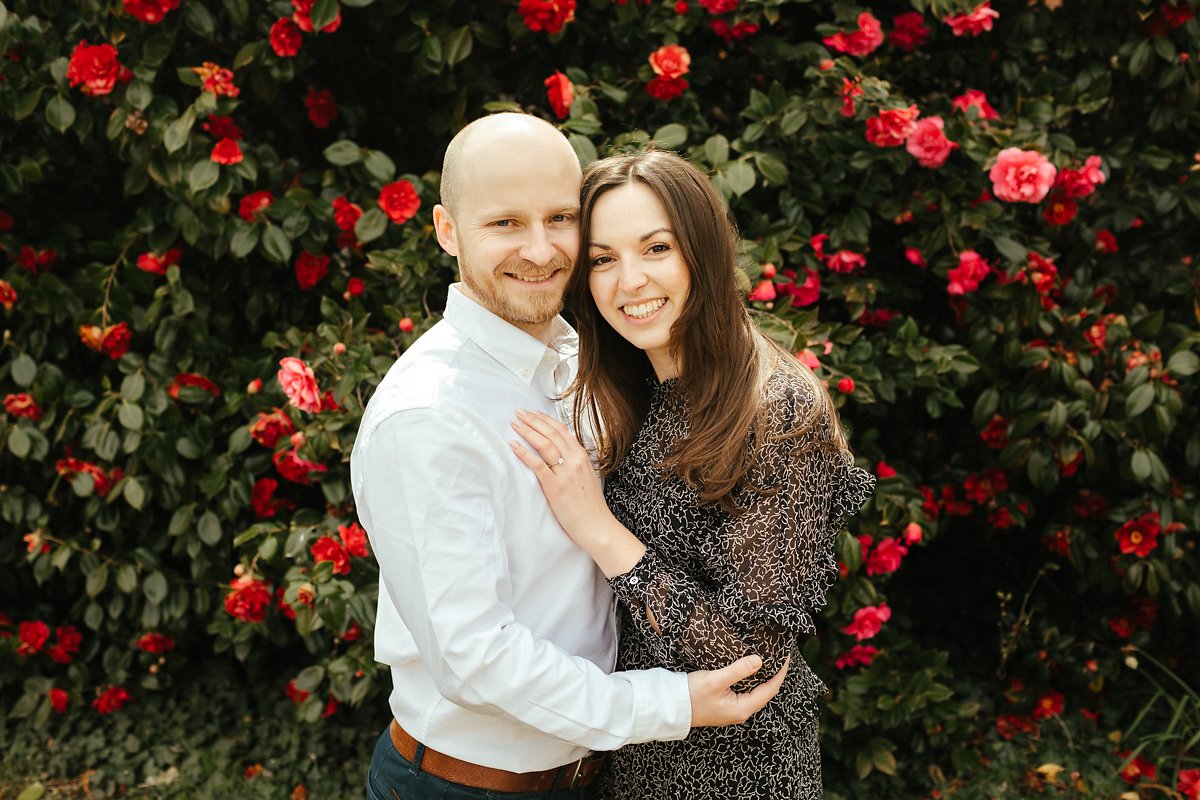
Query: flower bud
837,377,856,394
290,431,307,448
332,342,346,356
399,317,415,333
247,378,262,395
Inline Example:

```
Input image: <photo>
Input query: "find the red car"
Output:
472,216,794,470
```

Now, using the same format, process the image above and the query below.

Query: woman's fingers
515,409,581,460
510,417,562,467
509,440,554,481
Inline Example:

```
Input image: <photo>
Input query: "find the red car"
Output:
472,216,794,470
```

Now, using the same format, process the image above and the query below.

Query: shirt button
628,576,640,585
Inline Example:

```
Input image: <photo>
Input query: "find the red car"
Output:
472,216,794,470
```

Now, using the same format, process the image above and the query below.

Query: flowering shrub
1,0,1197,795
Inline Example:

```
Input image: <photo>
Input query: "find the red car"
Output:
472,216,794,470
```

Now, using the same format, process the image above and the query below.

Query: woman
509,149,874,799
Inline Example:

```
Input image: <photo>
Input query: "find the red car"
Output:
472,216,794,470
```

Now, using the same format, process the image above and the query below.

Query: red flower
1043,527,1071,559
1109,615,1135,638
988,506,1016,530
646,76,688,101
964,468,1007,504
835,645,878,669
93,686,131,714
277,357,322,413
67,41,122,96
826,250,866,273
304,87,337,128
286,679,311,704
995,713,1036,739
1032,690,1064,720
544,71,573,119
292,0,341,32
865,537,907,576
331,196,362,234
777,268,820,307
16,246,57,273
378,181,421,225
49,688,69,714
192,62,239,97
311,535,351,575
251,476,291,519
1160,2,1195,28
810,233,829,261
951,89,999,120
270,18,303,57
17,620,50,656
905,116,957,168
0,209,11,231
1118,752,1157,784
136,247,182,275
888,12,930,51
322,694,340,718
294,251,330,290
274,448,327,485
224,575,273,622
337,521,369,557
902,522,923,546
823,12,884,57
1177,768,1200,799
904,247,926,268
836,377,855,394
1055,155,1106,198
876,461,896,479
1114,513,1161,558
980,415,1010,449
250,410,296,448
649,44,691,80
866,105,920,147
1042,193,1077,226
55,457,122,497
347,277,365,297
123,0,179,24
839,77,863,117
842,604,891,641
946,250,991,295
0,279,17,311
341,621,361,641
46,625,82,664
168,372,221,399
5,393,43,422
518,0,576,34
710,19,758,41
990,148,1056,204
201,115,242,140
1095,229,1118,253
943,1,999,37
239,190,274,223
211,138,244,165
135,632,175,653
699,0,737,12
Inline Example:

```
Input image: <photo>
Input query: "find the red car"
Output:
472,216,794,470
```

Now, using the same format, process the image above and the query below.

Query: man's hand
686,655,790,727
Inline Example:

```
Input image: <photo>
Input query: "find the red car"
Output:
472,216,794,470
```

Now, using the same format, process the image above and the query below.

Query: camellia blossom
1032,689,1065,720
378,180,421,224
168,372,221,399
1114,512,1161,557
699,0,737,12
989,148,1056,203
906,116,957,168
1055,155,1106,198
123,0,180,24
518,0,576,34
292,0,341,33
17,620,50,656
826,250,867,273
710,19,758,41
270,18,303,57
777,267,820,307
47,625,83,664
332,196,363,232
943,1,999,37
201,114,242,140
304,87,337,128
649,44,691,80
16,246,57,273
239,190,274,223
136,247,182,275
273,448,327,484
211,138,243,165
0,279,17,311
888,12,930,51
135,632,175,653
250,409,296,448
865,537,908,576
294,251,330,290
1118,752,1157,784
544,71,573,119
311,535,351,575
842,604,891,641
5,393,43,421
823,12,884,57
1177,768,1200,800
905,247,926,268
646,76,689,101
1095,229,1118,253
224,575,272,622
835,645,878,669
837,377,856,394
1042,193,1077,225
946,250,992,295
840,77,863,117
339,522,370,558
251,476,290,518
192,62,239,97
866,105,920,147
50,688,69,714
93,685,131,714
56,457,123,497
277,357,322,413
67,41,122,96
951,89,999,120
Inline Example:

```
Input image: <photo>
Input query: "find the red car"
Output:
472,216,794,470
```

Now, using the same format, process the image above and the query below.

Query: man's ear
432,204,459,257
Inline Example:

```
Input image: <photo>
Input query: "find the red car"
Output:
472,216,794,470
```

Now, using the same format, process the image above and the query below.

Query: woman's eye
590,255,614,268
648,243,670,254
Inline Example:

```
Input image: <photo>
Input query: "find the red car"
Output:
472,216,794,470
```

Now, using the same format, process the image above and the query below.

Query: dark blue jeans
365,727,599,800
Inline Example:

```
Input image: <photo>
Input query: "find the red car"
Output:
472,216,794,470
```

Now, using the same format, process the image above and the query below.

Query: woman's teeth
622,298,666,318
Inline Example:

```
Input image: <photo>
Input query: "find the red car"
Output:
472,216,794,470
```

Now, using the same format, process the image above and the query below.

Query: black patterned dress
599,368,875,800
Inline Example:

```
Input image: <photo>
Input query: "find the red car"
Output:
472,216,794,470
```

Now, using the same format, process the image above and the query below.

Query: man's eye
551,214,574,223
493,219,513,227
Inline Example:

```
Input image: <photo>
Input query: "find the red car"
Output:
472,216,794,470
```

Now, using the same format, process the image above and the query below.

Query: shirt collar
444,283,577,385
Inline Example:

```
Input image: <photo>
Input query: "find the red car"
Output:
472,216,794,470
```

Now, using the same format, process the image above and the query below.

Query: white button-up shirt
350,284,691,772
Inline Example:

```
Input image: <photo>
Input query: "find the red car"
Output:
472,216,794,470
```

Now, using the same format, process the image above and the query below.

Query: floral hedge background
1,0,1198,796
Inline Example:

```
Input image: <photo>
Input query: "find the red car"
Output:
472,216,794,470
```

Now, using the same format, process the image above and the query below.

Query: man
351,113,784,800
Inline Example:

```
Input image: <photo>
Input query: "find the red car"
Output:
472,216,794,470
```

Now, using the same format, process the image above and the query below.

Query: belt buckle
566,758,586,790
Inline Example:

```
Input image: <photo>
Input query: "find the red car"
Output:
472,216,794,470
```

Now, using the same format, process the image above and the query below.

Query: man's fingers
739,655,789,713
713,654,764,688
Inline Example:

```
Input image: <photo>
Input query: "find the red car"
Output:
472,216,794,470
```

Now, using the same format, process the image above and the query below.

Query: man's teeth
623,299,666,319
513,273,553,282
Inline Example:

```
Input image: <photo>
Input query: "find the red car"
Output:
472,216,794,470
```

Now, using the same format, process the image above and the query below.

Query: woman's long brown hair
568,150,846,513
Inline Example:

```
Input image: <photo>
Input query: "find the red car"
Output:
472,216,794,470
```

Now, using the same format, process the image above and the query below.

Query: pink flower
888,12,930,51
277,357,322,413
823,12,884,57
951,89,999,120
905,116,957,168
826,250,867,273
943,1,999,37
904,247,926,268
810,233,829,261
839,77,863,117
866,105,920,147
777,268,820,307
947,250,992,295
865,537,908,575
842,604,891,641
836,645,878,669
902,522,923,546
989,148,1057,204
748,279,776,302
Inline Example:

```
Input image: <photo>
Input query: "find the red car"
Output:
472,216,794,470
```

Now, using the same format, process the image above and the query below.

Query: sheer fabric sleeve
608,381,875,684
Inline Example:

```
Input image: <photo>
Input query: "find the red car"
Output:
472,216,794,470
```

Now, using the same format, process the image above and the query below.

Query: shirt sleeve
608,384,875,685
356,407,691,750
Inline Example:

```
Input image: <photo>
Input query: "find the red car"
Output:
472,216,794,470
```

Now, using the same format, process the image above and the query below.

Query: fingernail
515,408,528,416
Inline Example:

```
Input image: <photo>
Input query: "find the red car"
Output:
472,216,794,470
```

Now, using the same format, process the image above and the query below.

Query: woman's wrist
584,513,647,579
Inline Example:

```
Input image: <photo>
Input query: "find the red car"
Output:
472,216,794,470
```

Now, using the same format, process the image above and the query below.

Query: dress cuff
607,547,662,608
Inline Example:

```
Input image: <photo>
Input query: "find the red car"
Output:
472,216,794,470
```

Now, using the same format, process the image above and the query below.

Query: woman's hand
509,409,645,576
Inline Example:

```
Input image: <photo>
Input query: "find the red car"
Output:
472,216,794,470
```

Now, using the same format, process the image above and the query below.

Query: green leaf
295,665,326,693
188,159,219,193
1126,383,1155,417
355,207,388,244
230,224,260,258
164,108,196,154
310,0,339,31
183,2,216,37
704,135,729,166
725,161,756,197
363,150,396,182
118,402,144,430
1167,350,1199,377
197,511,223,546
421,34,443,67
169,506,195,537
8,427,31,458
126,80,153,111
116,564,138,593
443,26,473,67
121,372,146,402
652,123,688,149
324,140,364,166
261,226,293,264
567,133,597,166
175,437,204,459
45,95,75,133
1130,40,1152,75
124,477,145,510
144,571,168,605
86,564,109,597
11,354,37,387
992,235,1028,262
16,781,45,800
1131,449,1152,481
753,152,788,185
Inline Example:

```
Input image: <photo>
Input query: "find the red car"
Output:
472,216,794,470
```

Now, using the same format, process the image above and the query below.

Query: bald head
440,113,580,215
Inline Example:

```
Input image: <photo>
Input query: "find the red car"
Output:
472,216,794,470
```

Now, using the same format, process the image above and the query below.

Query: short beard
465,252,573,328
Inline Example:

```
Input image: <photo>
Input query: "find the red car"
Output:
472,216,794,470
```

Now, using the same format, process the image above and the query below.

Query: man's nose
518,224,556,266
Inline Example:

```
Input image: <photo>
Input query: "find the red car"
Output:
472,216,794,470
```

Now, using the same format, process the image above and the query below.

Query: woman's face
586,182,690,381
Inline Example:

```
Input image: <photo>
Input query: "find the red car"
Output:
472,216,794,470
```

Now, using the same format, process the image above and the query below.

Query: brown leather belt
389,719,606,793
